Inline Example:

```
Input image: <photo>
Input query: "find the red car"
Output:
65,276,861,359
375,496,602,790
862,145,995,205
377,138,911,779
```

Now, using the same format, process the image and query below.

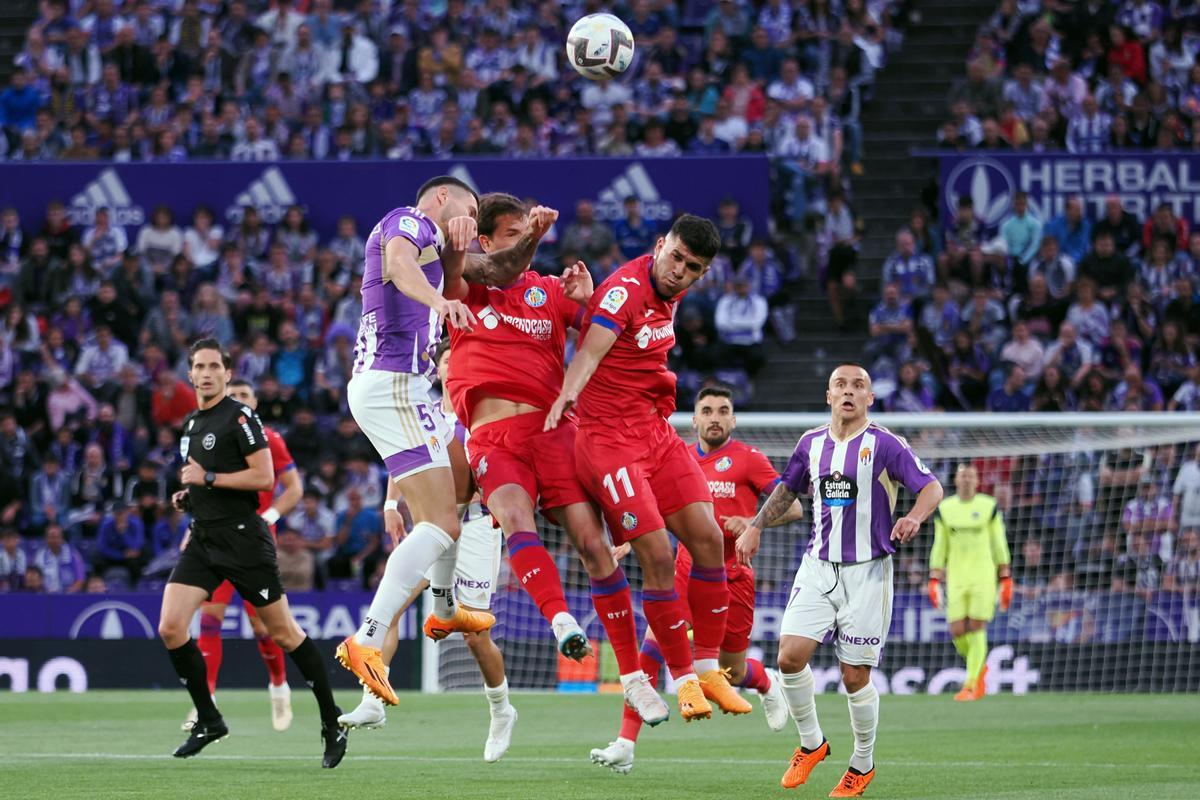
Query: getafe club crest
715,456,733,472
524,286,547,308
621,512,638,531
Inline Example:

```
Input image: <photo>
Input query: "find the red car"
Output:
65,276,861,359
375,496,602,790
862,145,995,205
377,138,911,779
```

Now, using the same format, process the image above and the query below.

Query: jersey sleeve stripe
572,306,586,330
765,477,781,493
592,314,623,333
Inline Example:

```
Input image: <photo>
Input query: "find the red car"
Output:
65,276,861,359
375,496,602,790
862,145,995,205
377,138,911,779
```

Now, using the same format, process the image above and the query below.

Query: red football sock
507,531,569,623
256,634,288,687
687,565,729,663
740,657,772,693
642,588,694,679
618,641,664,742
589,567,640,675
198,613,222,695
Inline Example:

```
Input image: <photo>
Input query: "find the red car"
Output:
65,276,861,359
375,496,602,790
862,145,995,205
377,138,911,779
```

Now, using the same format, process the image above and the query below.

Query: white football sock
356,522,454,647
695,658,719,674
781,666,824,751
484,679,511,715
428,540,459,620
847,682,879,773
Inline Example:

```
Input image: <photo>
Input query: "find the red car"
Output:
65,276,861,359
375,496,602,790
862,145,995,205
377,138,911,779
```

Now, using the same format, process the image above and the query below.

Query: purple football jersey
354,206,445,376
781,422,937,563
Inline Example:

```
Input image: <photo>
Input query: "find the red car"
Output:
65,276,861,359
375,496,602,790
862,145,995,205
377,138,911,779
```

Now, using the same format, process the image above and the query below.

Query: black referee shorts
168,516,284,608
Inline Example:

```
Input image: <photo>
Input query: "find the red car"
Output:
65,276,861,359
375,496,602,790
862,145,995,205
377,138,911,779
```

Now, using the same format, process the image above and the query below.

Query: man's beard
702,428,731,449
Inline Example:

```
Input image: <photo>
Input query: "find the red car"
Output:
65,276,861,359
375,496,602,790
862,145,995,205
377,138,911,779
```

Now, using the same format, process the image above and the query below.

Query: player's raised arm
384,236,476,330
543,322,619,431
462,205,558,288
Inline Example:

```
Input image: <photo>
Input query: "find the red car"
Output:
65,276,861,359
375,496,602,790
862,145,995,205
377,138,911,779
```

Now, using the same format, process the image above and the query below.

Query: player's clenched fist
735,524,761,566
436,297,477,331
527,205,559,239
445,215,477,251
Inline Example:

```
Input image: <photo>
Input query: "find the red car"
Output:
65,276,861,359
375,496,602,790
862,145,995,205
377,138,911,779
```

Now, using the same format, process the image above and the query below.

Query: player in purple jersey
337,176,556,705
736,364,943,797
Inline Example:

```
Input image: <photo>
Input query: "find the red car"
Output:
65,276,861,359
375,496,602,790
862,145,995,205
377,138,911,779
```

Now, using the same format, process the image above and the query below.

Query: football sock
952,632,969,661
484,678,512,716
356,522,454,647
256,633,287,687
619,641,664,743
287,636,340,727
198,612,222,694
965,629,987,687
780,666,824,751
506,531,570,622
847,683,879,773
686,565,729,664
589,567,641,675
167,639,221,724
428,540,459,621
641,588,695,680
739,657,772,693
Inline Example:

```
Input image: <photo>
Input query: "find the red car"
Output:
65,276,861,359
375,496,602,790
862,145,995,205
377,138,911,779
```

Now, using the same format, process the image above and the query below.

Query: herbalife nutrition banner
0,156,769,239
936,151,1200,235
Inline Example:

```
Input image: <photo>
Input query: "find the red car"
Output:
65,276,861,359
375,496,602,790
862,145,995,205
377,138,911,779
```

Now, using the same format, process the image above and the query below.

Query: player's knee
248,614,268,638
777,646,809,674
841,665,870,693
267,618,303,651
158,618,188,648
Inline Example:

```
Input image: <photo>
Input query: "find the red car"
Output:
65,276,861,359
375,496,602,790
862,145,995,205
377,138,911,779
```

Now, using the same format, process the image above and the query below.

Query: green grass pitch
1,691,1197,799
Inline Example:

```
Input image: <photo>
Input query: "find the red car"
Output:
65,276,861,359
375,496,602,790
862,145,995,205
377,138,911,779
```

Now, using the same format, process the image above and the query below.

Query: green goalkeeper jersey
930,493,1010,585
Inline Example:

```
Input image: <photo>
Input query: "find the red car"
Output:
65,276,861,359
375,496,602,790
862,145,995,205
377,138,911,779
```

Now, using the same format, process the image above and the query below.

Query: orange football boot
829,766,875,797
700,668,753,714
335,636,398,706
781,740,830,788
422,607,496,641
972,664,989,700
677,678,713,721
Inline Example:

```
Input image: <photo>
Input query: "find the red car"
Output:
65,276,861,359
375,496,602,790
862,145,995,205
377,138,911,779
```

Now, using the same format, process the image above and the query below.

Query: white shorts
348,370,452,480
779,555,893,667
423,506,501,609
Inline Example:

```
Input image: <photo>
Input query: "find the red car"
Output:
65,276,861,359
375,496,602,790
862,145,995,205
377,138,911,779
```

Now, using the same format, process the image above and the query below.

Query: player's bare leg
666,502,750,715
339,586,423,730
778,635,830,788
722,648,787,732
828,663,877,797
339,466,491,704
484,483,589,660
463,624,518,762
558,501,669,724
160,583,228,757
628,530,712,721
244,607,293,730
256,595,350,767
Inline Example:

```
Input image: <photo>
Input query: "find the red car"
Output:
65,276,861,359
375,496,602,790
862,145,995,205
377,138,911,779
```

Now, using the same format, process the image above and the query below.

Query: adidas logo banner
1,158,770,244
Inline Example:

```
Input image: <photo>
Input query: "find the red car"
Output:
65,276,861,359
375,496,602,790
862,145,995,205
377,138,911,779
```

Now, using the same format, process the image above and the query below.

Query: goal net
428,413,1200,695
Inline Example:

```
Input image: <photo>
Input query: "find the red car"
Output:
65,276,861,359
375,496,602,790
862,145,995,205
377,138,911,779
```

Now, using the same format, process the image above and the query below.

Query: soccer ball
566,14,635,81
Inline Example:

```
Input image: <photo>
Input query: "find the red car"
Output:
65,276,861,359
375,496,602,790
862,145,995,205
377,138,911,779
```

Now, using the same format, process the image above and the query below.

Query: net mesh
432,413,1200,694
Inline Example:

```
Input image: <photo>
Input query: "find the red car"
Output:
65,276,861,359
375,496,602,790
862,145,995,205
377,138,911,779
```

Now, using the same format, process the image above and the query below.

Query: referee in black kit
158,338,349,767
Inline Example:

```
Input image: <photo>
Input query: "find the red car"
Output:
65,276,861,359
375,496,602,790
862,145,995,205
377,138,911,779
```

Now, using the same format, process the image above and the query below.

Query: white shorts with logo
348,370,452,480
423,506,501,609
780,554,893,667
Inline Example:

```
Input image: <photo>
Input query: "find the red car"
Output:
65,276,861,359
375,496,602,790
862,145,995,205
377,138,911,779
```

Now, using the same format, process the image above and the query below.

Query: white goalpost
426,413,1200,695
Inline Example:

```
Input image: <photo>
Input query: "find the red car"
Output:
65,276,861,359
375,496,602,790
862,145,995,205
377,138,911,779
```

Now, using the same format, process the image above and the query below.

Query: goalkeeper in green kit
927,464,1013,702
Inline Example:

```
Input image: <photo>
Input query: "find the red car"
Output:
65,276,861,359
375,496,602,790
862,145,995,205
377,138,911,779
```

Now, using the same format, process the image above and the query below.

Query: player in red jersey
591,386,805,772
441,193,668,724
183,379,303,733
545,214,746,722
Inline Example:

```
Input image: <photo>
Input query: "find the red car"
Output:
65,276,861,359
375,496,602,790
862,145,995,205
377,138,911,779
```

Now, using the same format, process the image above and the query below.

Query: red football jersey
257,426,296,514
694,438,780,564
577,256,681,422
446,271,581,427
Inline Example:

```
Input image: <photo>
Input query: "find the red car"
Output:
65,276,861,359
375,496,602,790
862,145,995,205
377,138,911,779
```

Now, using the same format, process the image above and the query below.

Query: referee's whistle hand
180,457,206,486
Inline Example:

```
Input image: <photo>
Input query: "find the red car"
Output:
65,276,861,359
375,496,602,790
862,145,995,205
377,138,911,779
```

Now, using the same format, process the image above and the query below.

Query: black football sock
288,636,341,726
167,639,221,724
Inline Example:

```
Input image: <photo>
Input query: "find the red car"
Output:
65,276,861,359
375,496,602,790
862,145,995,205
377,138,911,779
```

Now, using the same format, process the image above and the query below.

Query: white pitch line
0,753,1186,770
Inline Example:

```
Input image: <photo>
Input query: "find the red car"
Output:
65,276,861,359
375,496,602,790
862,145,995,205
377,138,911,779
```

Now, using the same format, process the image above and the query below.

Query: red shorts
466,411,589,512
575,414,712,543
206,522,276,616
675,546,756,653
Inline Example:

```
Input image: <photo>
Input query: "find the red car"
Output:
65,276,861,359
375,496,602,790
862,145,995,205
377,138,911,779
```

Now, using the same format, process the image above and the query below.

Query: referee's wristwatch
204,471,217,489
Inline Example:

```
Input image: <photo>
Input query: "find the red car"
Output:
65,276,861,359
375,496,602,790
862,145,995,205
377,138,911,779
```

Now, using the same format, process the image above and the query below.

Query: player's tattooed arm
735,483,800,566
462,206,559,287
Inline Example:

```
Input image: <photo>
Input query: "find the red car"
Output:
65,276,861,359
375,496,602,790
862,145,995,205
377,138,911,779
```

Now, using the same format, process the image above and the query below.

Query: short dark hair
188,338,231,369
415,176,479,205
433,336,452,366
696,386,733,404
477,192,525,237
227,378,254,392
669,213,721,260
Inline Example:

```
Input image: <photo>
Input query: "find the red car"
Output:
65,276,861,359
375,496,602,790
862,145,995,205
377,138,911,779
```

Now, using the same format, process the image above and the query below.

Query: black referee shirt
181,396,269,524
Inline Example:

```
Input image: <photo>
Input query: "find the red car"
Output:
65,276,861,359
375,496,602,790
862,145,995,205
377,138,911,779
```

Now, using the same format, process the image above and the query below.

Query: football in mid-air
566,13,635,81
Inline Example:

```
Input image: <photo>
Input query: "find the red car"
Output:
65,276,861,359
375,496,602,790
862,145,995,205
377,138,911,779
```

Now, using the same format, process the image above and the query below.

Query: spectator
1079,234,1136,306
1032,365,1076,411
1093,197,1142,257
919,283,961,352
1143,203,1190,254
1004,62,1045,121
1000,319,1045,382
944,329,990,410
960,287,1008,354
328,488,381,583
611,196,657,261
277,529,316,592
1067,279,1114,348
20,564,44,592
1112,531,1166,601
135,205,183,275
0,527,26,590
882,230,936,306
1111,364,1165,411
287,488,337,565
1027,235,1077,301
150,368,197,431
714,275,768,376
1000,191,1043,271
0,70,43,134
75,324,129,395
1067,93,1112,153
32,523,85,593
949,59,1003,119
1169,363,1200,411
81,208,129,274
94,501,146,584
46,369,98,432
988,364,1031,412
867,282,912,365
886,361,935,412
1098,317,1144,383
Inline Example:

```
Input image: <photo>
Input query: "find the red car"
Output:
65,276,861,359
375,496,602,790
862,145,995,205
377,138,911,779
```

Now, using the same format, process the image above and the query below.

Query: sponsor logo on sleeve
398,216,420,237
600,286,629,314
